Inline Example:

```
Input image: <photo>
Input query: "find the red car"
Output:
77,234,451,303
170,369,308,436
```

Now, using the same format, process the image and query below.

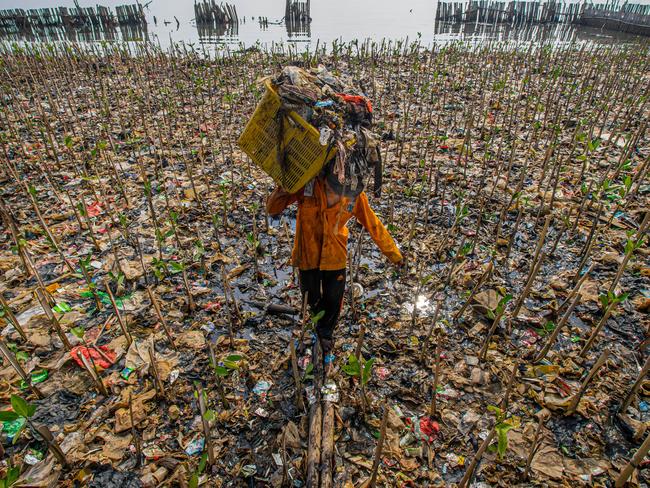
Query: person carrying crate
266,175,403,357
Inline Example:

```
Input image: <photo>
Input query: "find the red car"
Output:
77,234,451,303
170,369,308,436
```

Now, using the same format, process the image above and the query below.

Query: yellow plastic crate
237,80,334,194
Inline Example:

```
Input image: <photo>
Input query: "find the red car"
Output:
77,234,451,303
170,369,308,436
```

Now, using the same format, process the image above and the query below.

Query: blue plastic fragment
640,401,649,412
315,100,334,108
324,354,336,364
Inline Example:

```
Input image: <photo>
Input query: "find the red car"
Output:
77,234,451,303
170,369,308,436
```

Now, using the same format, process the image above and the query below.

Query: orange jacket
266,178,402,271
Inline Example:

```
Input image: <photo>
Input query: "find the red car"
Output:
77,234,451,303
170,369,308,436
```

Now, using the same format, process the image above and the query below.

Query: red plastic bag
70,345,116,370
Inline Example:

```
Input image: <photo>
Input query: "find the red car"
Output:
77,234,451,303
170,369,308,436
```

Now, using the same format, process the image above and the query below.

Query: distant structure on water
0,3,147,42
435,0,650,36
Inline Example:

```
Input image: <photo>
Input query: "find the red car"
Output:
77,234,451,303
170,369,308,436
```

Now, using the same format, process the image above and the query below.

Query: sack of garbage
240,65,383,197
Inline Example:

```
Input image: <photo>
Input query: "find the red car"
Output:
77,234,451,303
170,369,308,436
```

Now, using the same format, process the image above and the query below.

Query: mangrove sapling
0,395,68,467
0,339,43,398
103,278,132,346
479,294,513,361
615,432,650,488
420,299,443,363
148,345,166,399
459,371,518,488
548,209,572,258
510,213,552,318
77,197,101,252
442,238,470,290
79,255,102,312
571,180,594,233
188,453,209,488
195,384,216,466
128,392,142,468
454,261,494,322
429,342,442,417
70,327,109,396
23,184,75,274
566,348,610,415
0,294,28,342
608,213,650,294
368,401,390,488
247,203,261,280
534,264,594,363
579,291,628,357
146,287,177,349
289,339,305,410
342,353,375,412
523,408,549,481
181,264,196,314
572,202,604,284
504,203,524,263
620,355,650,414
35,288,71,351
0,201,30,277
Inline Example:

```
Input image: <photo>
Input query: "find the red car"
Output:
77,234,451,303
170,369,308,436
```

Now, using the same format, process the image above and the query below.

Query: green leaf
214,365,229,377
0,410,19,421
197,451,208,475
189,474,199,488
52,302,71,314
70,327,85,339
311,310,325,324
361,357,375,386
168,261,184,274
225,354,242,362
15,351,29,362
10,395,32,418
495,422,515,459
487,404,503,418
203,409,215,422
342,354,361,377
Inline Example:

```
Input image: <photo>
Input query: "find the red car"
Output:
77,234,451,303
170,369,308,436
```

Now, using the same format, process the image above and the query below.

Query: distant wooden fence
436,0,582,24
285,0,311,36
435,0,650,36
194,1,238,26
0,3,146,34
578,2,650,35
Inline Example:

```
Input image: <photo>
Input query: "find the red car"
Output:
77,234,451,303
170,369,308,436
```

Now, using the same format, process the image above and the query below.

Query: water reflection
196,21,239,44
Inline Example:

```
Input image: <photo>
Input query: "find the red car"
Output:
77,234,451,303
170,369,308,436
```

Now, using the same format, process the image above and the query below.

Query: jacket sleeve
353,192,403,263
266,187,300,217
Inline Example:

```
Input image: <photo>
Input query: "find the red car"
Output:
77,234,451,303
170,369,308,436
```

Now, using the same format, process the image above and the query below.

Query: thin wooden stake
104,279,132,346
196,384,215,465
369,401,390,488
146,286,177,349
429,342,442,417
0,294,28,342
615,432,650,487
621,355,650,413
0,338,44,398
35,288,71,351
566,349,609,414
289,338,305,411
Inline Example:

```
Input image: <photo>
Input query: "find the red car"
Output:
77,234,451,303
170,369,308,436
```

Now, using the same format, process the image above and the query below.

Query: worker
266,176,403,358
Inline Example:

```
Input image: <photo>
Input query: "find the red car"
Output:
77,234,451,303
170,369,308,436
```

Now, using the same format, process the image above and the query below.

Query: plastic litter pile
272,65,383,196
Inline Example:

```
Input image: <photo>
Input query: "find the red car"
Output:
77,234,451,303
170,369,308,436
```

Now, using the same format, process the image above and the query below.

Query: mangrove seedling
487,405,519,460
479,294,513,360
189,452,209,488
0,395,68,467
342,353,374,410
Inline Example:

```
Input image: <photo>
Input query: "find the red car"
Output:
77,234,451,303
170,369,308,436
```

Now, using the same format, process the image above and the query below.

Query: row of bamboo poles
435,0,650,35
0,3,146,34
436,0,584,24
194,1,238,26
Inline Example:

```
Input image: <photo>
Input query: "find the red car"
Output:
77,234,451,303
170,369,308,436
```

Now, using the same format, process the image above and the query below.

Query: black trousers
299,268,346,342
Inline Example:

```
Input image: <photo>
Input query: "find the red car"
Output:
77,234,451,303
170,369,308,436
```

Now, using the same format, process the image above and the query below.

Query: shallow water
0,0,647,48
